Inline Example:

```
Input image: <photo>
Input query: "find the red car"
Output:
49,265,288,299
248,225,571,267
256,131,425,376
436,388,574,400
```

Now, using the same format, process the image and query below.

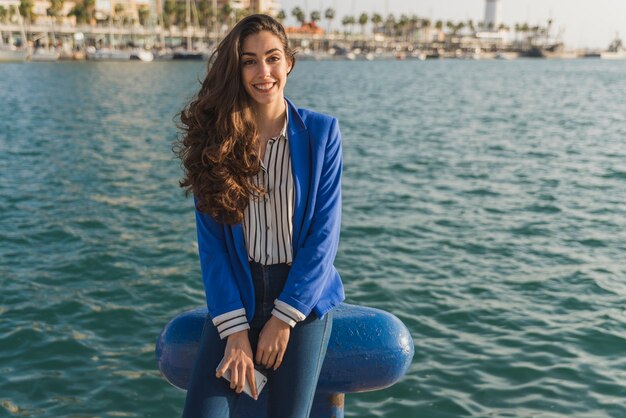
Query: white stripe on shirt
243,114,294,265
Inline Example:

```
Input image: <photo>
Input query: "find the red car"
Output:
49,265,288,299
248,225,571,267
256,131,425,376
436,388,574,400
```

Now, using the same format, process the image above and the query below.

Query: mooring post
156,303,414,417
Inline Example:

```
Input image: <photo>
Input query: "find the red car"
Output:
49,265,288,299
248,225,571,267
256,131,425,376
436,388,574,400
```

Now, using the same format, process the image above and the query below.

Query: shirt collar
272,100,289,140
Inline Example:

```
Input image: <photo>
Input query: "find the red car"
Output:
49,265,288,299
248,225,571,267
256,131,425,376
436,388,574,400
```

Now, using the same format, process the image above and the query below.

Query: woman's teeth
255,83,274,90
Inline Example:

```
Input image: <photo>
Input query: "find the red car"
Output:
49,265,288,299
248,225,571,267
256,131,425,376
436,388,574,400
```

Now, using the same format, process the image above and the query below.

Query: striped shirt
242,115,294,265
211,111,306,339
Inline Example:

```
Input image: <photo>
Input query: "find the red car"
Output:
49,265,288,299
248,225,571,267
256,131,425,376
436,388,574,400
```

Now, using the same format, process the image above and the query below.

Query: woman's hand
256,316,291,370
216,330,258,400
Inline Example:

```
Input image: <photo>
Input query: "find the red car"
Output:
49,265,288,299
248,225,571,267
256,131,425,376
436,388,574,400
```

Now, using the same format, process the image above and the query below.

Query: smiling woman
174,14,346,418
240,32,293,109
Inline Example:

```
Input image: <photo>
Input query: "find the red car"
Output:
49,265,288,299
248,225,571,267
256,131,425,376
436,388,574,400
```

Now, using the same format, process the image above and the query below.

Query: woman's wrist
226,329,249,342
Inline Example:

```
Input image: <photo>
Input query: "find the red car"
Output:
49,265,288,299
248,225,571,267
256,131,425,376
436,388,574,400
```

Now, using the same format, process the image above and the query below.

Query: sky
279,0,626,50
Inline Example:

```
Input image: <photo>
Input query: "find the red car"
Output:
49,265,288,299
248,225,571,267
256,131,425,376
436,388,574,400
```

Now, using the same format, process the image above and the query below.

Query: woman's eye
268,56,280,63
243,59,255,66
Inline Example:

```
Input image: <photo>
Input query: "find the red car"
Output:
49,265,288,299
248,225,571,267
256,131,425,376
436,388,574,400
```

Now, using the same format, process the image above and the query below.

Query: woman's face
240,31,293,110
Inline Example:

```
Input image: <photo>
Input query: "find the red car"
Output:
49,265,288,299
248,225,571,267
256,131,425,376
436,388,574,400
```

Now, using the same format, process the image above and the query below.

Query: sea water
1,59,625,417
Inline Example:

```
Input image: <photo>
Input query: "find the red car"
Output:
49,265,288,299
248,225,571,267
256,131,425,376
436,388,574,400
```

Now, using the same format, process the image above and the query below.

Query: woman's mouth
253,82,276,92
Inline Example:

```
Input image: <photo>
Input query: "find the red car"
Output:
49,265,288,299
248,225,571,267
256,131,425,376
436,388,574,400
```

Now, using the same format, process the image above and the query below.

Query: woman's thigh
182,316,238,418
268,311,333,418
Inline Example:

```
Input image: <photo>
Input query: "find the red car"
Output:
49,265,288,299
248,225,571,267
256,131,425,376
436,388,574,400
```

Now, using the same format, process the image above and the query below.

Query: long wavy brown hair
174,14,296,224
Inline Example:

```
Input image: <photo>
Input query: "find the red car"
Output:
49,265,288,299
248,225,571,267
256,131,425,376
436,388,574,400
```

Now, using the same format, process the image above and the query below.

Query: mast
185,0,191,50
212,0,217,40
155,0,165,46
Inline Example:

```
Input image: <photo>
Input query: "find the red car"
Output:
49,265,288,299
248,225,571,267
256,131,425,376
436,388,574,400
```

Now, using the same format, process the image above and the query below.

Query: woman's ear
287,57,294,75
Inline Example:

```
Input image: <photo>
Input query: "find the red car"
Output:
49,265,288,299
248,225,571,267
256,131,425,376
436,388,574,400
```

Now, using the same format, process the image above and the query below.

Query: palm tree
521,22,530,41
291,6,305,26
409,14,419,39
398,14,409,39
196,1,212,28
46,0,63,24
341,15,355,34
68,1,88,24
175,1,186,27
8,5,18,23
384,14,395,37
445,20,454,34
276,9,286,22
163,0,175,28
137,5,150,26
358,13,367,35
546,18,553,38
114,3,124,22
324,8,334,33
18,0,34,24
467,19,475,33
220,2,232,27
310,10,320,26
370,12,382,33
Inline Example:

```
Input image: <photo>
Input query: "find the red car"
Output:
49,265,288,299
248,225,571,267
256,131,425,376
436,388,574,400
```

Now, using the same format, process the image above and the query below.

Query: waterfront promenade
1,20,592,60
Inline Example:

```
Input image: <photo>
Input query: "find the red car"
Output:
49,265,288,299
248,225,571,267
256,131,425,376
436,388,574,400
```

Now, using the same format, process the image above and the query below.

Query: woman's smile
240,30,293,109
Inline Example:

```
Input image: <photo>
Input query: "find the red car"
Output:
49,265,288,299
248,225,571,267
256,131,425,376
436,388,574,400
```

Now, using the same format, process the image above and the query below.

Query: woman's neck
254,99,287,139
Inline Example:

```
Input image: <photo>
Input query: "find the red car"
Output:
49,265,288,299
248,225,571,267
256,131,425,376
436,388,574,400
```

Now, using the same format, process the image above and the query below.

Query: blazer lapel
286,97,310,253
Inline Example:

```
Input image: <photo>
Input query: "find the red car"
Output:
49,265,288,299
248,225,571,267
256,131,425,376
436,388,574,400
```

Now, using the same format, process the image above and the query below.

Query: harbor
2,1,626,417
1,0,624,62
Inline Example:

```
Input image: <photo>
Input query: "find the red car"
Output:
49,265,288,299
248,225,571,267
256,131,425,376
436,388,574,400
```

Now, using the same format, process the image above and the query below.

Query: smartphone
216,358,268,399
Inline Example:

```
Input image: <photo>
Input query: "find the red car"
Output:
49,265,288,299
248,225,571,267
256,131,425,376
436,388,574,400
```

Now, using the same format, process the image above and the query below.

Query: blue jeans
182,262,333,418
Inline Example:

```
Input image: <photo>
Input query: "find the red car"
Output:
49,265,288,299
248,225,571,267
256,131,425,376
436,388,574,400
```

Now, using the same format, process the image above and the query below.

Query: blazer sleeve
194,199,250,339
276,117,343,319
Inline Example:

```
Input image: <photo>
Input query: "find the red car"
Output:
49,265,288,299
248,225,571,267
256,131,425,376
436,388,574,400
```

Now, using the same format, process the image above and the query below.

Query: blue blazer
194,97,345,323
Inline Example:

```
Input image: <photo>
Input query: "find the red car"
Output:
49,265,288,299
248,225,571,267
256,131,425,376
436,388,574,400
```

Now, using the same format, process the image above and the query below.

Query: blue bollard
156,303,414,417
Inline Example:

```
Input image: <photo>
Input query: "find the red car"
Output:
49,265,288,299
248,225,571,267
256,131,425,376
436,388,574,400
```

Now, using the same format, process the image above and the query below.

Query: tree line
0,1,553,41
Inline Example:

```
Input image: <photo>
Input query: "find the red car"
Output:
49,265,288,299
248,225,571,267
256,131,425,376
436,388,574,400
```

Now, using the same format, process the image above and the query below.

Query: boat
30,48,60,61
172,49,206,60
600,37,626,59
494,51,520,60
130,49,154,62
0,44,28,62
0,10,29,62
86,46,131,61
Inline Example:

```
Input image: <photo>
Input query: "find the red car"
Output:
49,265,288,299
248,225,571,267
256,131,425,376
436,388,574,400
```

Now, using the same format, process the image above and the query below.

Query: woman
175,14,345,418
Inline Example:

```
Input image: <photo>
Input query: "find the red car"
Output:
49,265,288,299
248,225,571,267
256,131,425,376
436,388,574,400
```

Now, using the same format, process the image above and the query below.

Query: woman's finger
230,363,238,390
216,357,231,378
246,364,258,400
266,350,278,369
261,347,272,367
255,346,264,365
273,349,285,370
236,362,246,393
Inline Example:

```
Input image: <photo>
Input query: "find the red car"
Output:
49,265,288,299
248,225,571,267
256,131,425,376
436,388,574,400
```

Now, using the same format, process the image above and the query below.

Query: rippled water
1,59,625,417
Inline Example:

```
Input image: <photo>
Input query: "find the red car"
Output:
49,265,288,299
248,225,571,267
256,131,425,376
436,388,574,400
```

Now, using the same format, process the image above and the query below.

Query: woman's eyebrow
241,48,282,57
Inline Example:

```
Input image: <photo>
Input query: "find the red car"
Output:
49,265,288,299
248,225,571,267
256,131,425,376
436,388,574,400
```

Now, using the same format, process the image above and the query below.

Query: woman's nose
259,61,271,77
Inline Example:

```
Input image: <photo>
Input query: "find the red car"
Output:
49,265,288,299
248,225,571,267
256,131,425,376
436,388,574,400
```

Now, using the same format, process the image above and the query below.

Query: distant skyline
279,0,626,49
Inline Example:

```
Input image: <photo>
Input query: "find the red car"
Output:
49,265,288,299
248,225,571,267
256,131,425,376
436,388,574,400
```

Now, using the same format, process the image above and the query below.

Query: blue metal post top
156,303,414,394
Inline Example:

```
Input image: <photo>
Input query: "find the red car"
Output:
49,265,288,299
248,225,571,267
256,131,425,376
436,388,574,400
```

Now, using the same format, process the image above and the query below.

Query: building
484,0,501,31
215,0,279,15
